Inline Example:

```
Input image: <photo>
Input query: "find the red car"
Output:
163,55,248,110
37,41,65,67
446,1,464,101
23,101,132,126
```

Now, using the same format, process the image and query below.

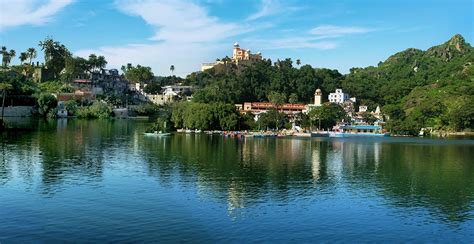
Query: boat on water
330,125,390,137
144,131,172,136
311,131,330,137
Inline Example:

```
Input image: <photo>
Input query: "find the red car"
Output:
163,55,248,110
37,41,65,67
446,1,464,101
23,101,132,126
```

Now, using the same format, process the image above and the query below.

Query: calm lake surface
1,119,473,242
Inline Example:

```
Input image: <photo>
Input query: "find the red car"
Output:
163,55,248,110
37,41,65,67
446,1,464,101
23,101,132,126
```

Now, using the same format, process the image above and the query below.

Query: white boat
144,131,172,136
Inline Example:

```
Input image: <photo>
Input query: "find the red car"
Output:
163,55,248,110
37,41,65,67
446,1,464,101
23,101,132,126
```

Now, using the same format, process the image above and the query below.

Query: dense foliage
342,34,473,134
307,103,348,130
76,101,113,119
185,34,473,134
37,93,57,118
170,102,241,131
121,63,154,83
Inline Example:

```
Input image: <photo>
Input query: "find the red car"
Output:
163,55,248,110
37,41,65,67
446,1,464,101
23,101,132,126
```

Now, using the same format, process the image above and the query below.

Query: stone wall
1,106,35,117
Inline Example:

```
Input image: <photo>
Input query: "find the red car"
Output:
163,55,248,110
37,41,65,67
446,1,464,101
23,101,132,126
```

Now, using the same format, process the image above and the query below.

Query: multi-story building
201,43,262,71
328,89,351,104
232,42,262,64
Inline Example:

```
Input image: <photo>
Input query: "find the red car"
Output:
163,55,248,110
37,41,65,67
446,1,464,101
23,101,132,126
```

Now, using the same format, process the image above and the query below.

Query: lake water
1,119,473,242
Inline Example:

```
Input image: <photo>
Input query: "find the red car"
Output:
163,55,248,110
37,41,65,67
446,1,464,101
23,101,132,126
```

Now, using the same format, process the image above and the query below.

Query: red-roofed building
238,102,307,115
56,90,95,102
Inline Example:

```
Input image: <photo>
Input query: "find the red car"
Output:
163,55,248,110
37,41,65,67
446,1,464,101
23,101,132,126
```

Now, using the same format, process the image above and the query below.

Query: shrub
76,101,113,119
37,93,57,117
64,100,78,116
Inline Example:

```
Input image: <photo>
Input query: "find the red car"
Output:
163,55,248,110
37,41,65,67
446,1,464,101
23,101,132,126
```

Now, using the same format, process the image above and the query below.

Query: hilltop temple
201,43,262,71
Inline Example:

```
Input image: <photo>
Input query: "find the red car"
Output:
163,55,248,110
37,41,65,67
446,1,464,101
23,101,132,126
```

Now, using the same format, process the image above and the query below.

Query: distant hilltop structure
201,42,262,71
232,42,262,64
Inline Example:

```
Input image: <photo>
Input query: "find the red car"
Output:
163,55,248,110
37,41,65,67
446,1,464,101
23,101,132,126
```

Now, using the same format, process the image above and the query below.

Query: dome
233,42,239,47
315,88,322,95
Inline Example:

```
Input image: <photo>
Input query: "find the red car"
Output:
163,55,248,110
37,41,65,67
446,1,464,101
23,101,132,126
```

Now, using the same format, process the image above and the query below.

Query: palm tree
7,50,16,66
0,82,13,120
88,54,98,72
96,55,107,70
170,65,175,75
19,52,28,64
296,59,301,67
1,46,7,68
27,47,37,65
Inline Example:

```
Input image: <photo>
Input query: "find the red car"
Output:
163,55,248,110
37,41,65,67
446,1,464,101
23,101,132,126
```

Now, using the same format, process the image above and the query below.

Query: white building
328,89,348,104
328,89,356,104
359,105,368,113
162,85,193,95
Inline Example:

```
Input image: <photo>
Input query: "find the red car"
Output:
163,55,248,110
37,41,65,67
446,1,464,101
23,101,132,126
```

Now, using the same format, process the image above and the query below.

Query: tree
121,63,154,83
258,108,287,130
19,52,28,64
296,59,301,67
288,93,298,104
27,47,37,65
308,103,347,130
1,46,6,68
39,37,71,79
37,93,57,117
1,47,16,68
96,55,107,70
268,91,286,111
170,65,175,75
0,82,13,120
87,54,107,72
8,50,15,66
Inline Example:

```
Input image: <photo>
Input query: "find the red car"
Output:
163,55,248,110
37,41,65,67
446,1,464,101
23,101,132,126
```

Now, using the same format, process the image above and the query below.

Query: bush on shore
76,101,113,119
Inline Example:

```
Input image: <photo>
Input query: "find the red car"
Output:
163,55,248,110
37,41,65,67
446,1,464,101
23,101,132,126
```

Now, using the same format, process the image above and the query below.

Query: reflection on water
1,119,473,242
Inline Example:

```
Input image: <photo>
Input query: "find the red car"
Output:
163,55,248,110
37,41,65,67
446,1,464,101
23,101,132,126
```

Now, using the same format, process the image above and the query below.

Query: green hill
185,34,473,134
342,34,473,133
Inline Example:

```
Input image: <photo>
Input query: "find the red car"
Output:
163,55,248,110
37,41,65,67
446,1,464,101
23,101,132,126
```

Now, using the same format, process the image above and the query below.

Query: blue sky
0,0,473,76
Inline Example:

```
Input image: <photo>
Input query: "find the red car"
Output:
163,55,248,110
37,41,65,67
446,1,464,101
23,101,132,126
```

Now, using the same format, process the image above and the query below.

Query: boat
144,131,172,136
311,131,330,137
330,125,390,137
293,132,311,137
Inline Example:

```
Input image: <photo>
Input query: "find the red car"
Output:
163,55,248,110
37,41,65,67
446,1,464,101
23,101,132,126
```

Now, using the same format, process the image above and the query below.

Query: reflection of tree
35,119,137,194
140,136,320,214
374,143,474,223
0,123,41,186
338,139,474,224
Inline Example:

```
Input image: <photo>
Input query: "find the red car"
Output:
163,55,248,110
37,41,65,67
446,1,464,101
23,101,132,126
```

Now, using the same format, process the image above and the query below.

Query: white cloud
310,25,374,36
246,0,302,21
115,0,241,43
75,0,245,76
247,0,279,21
0,0,74,31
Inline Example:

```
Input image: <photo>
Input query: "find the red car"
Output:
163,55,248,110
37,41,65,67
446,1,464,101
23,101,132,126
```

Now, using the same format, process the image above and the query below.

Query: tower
233,42,240,61
314,88,322,106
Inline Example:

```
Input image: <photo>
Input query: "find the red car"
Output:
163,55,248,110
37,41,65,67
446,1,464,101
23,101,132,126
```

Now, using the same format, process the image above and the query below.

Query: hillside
186,34,473,133
342,34,473,133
